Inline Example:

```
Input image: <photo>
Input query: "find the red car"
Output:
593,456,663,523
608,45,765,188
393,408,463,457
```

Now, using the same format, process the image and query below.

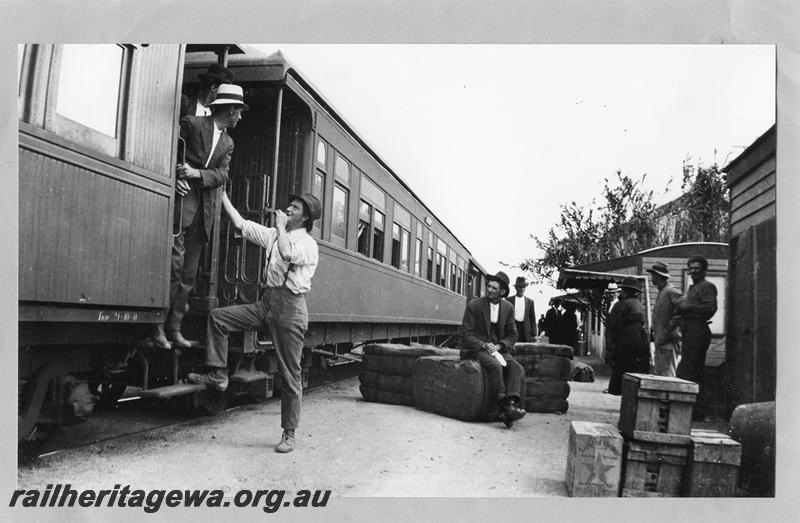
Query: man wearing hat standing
506,277,537,342
180,64,235,118
150,84,248,350
604,276,650,395
647,262,683,377
189,189,321,453
459,271,527,427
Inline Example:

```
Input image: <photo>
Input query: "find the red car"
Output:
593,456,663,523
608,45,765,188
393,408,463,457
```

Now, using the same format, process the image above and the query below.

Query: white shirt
205,122,222,167
195,101,211,117
490,302,499,323
239,221,319,294
514,296,526,322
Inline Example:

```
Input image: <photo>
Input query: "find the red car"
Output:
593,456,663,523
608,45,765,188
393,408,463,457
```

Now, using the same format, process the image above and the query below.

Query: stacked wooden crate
359,343,459,406
618,373,698,497
565,421,624,496
513,342,573,413
684,429,742,497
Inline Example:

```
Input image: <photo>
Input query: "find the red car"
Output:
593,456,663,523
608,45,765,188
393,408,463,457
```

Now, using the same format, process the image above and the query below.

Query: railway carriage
17,44,486,442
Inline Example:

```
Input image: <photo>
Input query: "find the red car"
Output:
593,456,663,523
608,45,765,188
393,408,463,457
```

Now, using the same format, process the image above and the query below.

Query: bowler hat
209,84,249,111
289,193,322,232
514,276,528,288
645,261,670,279
486,271,511,297
197,64,234,85
619,276,641,293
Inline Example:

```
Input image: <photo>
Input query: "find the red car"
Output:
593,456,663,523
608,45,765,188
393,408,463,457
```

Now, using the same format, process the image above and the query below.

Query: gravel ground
18,361,730,498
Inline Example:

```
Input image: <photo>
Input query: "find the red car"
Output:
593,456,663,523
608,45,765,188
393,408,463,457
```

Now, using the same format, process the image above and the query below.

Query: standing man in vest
507,277,537,342
675,255,717,420
189,190,321,453
459,271,526,428
647,262,683,377
150,84,247,350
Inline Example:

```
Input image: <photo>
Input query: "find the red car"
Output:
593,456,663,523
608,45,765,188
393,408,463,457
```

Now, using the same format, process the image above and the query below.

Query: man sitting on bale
459,271,527,428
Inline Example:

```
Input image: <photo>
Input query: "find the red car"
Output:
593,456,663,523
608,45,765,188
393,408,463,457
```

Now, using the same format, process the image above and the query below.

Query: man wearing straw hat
459,271,527,428
647,261,683,377
150,83,248,350
180,63,235,118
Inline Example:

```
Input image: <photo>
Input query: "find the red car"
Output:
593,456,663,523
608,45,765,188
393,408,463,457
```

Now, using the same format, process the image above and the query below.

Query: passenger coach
17,44,486,442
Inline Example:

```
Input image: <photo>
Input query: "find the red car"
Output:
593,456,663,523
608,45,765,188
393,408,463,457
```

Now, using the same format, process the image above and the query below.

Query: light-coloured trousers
654,341,680,377
205,287,308,430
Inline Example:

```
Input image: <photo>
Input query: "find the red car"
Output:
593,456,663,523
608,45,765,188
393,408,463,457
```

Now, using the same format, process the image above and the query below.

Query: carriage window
316,140,327,167
436,239,447,287
361,176,385,208
335,153,350,184
426,230,434,282
331,184,348,245
414,237,423,276
310,172,325,237
372,210,385,261
357,201,372,257
457,257,465,295
391,223,410,271
56,44,123,138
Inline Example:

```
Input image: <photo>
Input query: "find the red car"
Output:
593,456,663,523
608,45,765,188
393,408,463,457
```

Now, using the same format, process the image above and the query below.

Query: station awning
556,268,647,290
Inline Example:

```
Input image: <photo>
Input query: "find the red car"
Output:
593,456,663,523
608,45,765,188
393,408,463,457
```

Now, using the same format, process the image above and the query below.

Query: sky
249,44,775,314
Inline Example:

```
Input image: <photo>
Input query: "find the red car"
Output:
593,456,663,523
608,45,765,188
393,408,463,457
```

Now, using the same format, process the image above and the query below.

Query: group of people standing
540,297,579,350
604,256,718,420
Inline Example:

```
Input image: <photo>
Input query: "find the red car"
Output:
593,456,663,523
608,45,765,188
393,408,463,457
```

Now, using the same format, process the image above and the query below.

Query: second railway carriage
17,43,486,442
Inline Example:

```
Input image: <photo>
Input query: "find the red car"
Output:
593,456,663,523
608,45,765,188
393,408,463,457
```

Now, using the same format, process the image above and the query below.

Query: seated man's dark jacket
459,296,518,356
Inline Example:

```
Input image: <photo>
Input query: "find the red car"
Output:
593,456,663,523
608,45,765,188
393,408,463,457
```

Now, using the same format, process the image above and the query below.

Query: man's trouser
654,341,680,377
676,319,711,388
205,287,308,430
467,351,525,405
167,213,206,333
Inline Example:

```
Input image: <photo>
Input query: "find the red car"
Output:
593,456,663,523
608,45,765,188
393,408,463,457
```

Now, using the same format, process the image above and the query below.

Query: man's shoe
187,369,229,392
150,325,172,350
276,429,295,453
167,331,194,349
502,402,526,428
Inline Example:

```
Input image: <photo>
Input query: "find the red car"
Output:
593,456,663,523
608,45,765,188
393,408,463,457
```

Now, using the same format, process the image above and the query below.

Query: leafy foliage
517,162,728,286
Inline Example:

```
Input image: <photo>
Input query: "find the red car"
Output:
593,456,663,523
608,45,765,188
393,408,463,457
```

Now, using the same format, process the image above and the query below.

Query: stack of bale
359,343,459,407
564,372,742,497
411,356,525,422
513,342,573,413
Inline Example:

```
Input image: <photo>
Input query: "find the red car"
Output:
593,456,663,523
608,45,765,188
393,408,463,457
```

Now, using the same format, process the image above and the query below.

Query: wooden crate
621,437,690,497
684,429,742,497
565,421,623,497
619,373,698,438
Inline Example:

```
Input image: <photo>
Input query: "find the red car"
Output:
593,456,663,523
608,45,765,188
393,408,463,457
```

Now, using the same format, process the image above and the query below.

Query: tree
518,170,660,286
516,161,729,287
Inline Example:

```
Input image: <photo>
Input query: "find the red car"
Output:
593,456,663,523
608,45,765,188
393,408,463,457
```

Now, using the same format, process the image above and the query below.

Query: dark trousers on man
205,287,308,430
515,321,529,342
167,213,206,333
466,351,525,405
676,319,711,389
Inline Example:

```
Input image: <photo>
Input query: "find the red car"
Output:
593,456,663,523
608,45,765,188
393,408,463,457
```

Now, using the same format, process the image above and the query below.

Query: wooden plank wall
19,148,169,308
729,155,776,237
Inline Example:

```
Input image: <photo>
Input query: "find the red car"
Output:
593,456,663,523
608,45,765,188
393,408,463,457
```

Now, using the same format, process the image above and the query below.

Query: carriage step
138,383,206,399
230,370,269,384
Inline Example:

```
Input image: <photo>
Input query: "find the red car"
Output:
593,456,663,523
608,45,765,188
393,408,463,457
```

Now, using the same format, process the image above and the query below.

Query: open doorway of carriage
178,49,313,358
